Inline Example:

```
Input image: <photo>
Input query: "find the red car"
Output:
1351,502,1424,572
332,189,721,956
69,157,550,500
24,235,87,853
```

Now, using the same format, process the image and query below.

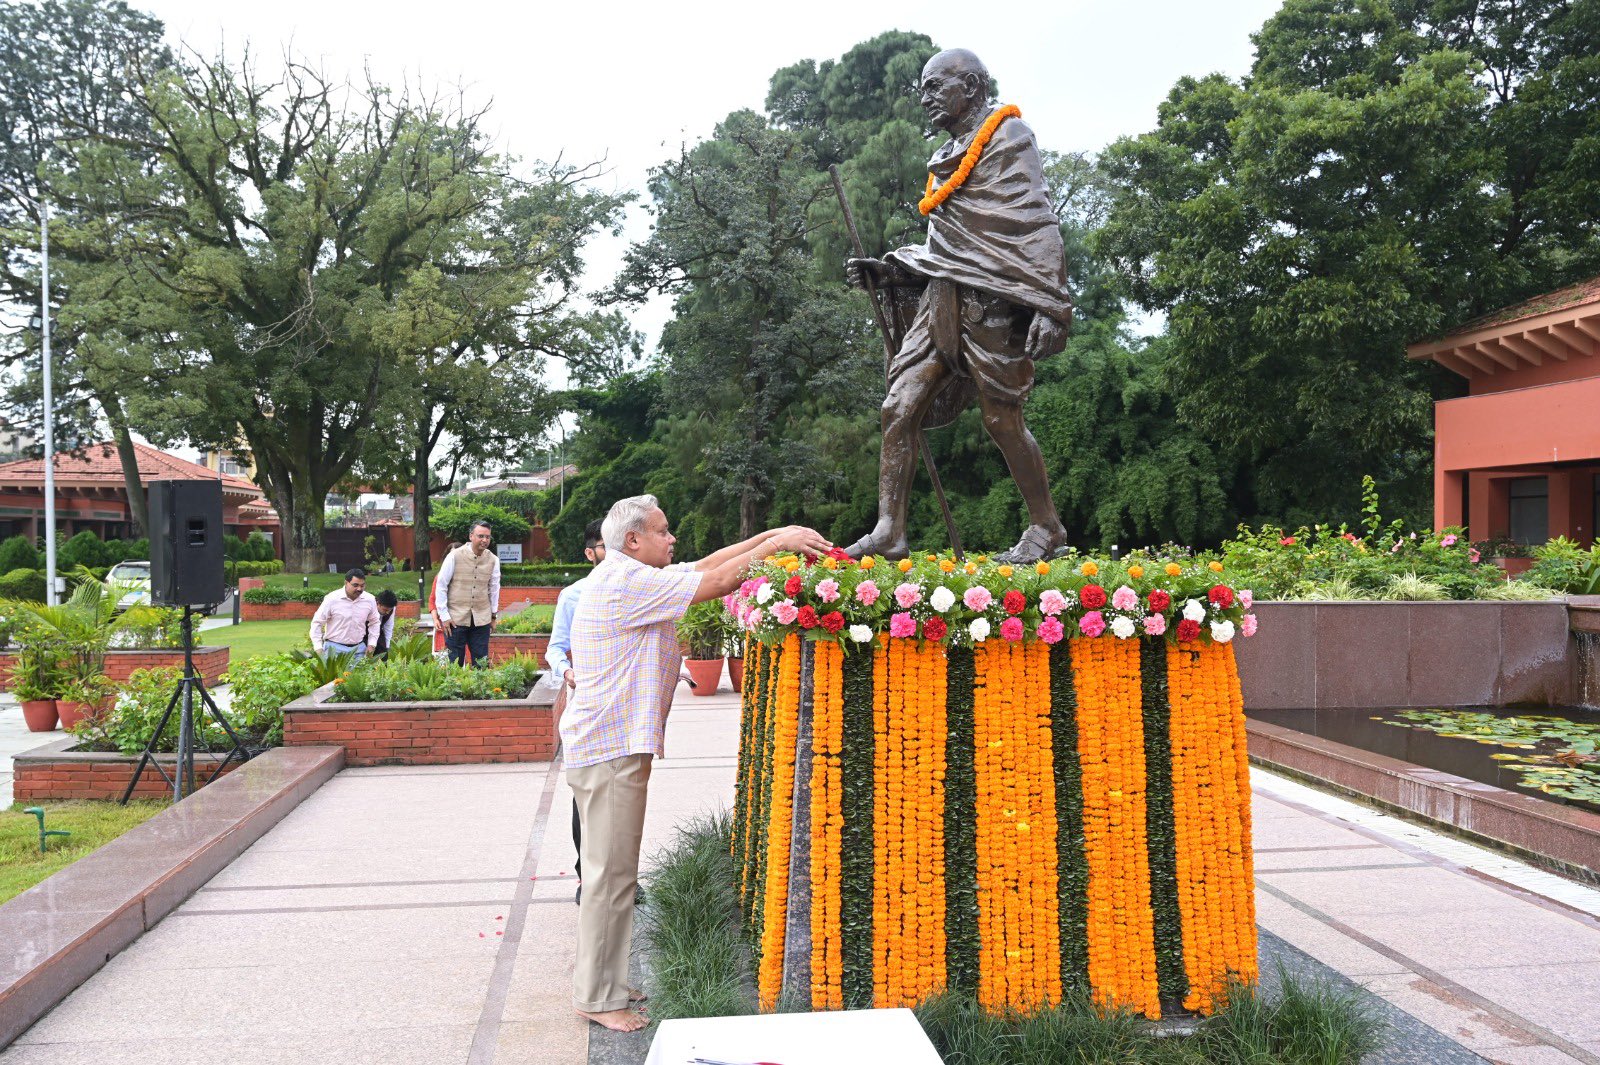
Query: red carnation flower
820,610,845,634
797,605,819,629
1079,584,1108,610
1003,589,1027,615
1208,584,1234,609
1176,618,1201,642
923,616,949,642
826,546,854,562
784,574,803,597
1147,589,1172,612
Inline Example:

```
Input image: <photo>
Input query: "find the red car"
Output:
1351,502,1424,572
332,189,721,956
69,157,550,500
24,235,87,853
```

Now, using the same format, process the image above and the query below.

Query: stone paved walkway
3,682,1598,1063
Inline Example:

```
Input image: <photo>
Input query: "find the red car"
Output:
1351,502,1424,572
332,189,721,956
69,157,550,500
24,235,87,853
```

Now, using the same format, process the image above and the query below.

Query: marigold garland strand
756,634,802,1011
919,105,1022,215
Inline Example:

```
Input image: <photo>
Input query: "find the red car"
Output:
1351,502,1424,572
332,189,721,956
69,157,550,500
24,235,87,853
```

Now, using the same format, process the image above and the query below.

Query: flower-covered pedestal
728,550,1259,1020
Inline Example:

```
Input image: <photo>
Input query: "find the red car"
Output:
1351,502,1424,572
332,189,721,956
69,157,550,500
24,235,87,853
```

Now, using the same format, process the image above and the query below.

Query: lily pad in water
1382,709,1600,807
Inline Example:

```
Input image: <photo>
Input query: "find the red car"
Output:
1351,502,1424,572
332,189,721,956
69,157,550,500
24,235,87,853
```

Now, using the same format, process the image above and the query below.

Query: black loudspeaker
148,480,225,607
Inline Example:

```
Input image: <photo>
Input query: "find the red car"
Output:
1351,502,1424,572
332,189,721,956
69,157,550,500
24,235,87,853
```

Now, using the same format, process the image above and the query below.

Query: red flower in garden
820,610,845,634
784,574,803,597
1176,618,1201,642
1079,584,1108,610
797,605,820,629
923,616,949,642
1208,585,1235,609
1003,589,1027,615
826,546,854,562
1147,589,1172,612
1280,536,1297,546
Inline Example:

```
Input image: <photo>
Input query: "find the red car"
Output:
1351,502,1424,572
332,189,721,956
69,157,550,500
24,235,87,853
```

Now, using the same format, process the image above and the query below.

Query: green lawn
262,572,430,595
2,800,168,904
206,619,311,662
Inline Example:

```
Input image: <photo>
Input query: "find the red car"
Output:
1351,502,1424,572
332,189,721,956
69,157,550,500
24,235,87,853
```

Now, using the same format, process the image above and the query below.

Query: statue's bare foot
843,528,910,560
577,1008,648,1032
995,524,1071,565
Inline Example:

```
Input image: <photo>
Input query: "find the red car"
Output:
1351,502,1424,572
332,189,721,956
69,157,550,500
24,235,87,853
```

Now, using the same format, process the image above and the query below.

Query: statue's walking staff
828,163,965,562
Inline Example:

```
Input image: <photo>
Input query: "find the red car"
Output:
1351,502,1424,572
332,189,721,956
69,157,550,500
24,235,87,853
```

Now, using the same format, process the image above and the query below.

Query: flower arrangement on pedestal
728,548,1259,1022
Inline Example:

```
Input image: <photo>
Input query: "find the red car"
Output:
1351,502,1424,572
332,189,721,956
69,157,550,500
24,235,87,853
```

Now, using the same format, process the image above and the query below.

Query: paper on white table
643,1008,943,1065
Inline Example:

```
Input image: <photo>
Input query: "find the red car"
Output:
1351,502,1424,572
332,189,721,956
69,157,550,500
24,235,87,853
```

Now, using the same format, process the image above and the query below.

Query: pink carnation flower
746,608,763,630
1240,589,1254,610
963,586,993,611
1111,585,1139,611
1037,616,1065,644
889,612,917,638
773,601,799,625
1241,613,1258,638
1079,611,1106,638
816,578,841,603
855,580,880,606
1142,613,1167,636
894,582,922,609
1000,617,1025,641
1038,589,1068,616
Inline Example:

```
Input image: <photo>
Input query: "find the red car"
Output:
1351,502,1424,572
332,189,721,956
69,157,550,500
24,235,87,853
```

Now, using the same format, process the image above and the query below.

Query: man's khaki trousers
568,753,652,1012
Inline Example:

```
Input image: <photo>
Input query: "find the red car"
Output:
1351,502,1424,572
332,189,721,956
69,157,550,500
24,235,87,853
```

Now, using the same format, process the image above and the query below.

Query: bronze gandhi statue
843,48,1073,565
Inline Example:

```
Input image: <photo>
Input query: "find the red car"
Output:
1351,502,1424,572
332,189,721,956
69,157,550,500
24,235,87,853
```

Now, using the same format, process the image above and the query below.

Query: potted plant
724,606,746,691
6,576,125,725
677,600,726,695
7,639,63,731
57,673,114,730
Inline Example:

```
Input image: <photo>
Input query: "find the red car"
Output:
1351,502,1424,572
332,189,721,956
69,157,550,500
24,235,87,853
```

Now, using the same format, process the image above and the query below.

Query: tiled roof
1443,275,1600,338
0,441,261,497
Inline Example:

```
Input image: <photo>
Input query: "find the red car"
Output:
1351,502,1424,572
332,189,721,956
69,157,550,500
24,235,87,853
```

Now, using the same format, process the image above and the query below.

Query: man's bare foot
577,1008,647,1032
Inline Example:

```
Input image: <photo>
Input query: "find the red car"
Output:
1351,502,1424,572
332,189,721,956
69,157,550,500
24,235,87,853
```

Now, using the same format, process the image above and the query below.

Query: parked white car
106,560,151,610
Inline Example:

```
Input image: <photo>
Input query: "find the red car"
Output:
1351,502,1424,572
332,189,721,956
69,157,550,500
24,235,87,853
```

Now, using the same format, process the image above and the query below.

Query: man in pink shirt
309,568,380,658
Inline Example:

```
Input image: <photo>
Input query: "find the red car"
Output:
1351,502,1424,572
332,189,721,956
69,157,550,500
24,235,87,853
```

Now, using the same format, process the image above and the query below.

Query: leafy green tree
612,109,879,539
1097,0,1600,525
0,0,172,532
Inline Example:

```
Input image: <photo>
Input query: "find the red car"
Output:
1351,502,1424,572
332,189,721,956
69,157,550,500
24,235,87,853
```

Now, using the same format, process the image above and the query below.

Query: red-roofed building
1408,276,1600,548
0,441,280,550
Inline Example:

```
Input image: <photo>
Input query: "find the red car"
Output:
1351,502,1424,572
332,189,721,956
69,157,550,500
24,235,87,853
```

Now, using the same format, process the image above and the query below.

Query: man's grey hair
602,494,660,552
469,519,493,536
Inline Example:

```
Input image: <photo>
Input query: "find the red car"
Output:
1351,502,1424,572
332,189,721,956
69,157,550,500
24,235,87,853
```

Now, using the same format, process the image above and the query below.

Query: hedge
500,562,593,587
429,501,531,544
243,586,418,605
0,567,47,602
230,560,284,579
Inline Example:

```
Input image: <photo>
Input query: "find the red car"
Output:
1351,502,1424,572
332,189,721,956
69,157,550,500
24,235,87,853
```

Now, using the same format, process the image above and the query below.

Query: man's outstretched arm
690,526,833,605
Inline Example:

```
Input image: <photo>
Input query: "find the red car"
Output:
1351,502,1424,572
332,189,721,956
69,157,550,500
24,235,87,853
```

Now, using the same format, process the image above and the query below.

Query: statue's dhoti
890,278,1036,430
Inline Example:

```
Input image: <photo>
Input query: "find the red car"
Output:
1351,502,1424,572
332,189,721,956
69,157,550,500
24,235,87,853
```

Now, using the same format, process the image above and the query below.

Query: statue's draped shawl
885,116,1073,326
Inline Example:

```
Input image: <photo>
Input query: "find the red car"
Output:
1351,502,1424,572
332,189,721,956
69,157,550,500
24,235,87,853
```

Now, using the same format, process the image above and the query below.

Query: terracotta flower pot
20,699,59,732
55,700,92,730
684,658,723,696
726,656,745,692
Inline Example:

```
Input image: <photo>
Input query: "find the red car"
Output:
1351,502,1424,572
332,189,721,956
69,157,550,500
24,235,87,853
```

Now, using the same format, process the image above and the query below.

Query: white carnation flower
755,583,775,605
929,586,957,613
848,624,874,644
1210,619,1236,643
969,617,991,643
1182,598,1207,622
1110,616,1136,640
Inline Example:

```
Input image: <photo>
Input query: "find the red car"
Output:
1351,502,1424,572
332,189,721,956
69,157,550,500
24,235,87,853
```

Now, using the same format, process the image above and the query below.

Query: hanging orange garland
919,105,1022,216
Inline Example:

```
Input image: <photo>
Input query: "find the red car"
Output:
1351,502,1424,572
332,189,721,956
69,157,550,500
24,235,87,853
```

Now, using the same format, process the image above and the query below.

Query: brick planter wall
488,633,550,663
283,682,558,766
241,599,420,622
13,737,246,801
500,586,563,606
0,647,230,691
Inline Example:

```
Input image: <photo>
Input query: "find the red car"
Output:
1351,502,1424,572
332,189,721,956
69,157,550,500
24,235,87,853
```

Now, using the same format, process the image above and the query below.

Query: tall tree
0,0,172,533
1097,0,1600,524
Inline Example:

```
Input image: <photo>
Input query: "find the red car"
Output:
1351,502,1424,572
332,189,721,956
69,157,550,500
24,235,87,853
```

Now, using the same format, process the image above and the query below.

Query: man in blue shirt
547,519,605,904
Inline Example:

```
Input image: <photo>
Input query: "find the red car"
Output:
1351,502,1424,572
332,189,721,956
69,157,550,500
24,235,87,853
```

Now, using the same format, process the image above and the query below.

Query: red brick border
283,682,558,766
488,633,550,663
0,647,230,692
240,599,421,622
12,737,245,801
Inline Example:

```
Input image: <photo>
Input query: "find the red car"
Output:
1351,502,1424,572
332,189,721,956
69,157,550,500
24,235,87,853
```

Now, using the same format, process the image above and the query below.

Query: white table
644,1008,943,1065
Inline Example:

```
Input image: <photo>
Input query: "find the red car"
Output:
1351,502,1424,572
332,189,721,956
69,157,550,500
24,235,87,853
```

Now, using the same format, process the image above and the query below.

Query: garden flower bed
283,655,555,765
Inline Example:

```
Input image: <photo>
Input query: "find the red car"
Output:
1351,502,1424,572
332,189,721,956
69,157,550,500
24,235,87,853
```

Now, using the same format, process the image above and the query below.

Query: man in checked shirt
561,494,830,1032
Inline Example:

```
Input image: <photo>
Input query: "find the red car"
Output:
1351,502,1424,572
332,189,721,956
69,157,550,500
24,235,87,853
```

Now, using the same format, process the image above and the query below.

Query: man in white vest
434,519,502,666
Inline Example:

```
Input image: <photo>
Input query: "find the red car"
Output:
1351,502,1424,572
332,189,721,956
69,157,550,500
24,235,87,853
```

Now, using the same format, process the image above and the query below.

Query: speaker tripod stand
120,605,253,804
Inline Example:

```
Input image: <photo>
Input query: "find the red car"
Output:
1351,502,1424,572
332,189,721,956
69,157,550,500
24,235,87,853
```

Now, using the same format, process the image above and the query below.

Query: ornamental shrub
241,586,290,604
0,536,38,573
0,567,47,602
500,562,592,587
244,532,276,561
58,529,111,570
223,653,319,747
68,666,225,755
1523,537,1600,595
428,501,531,545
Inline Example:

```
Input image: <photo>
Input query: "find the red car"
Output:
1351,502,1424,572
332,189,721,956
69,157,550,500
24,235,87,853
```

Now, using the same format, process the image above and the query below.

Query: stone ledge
1246,717,1600,880
0,745,344,1050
